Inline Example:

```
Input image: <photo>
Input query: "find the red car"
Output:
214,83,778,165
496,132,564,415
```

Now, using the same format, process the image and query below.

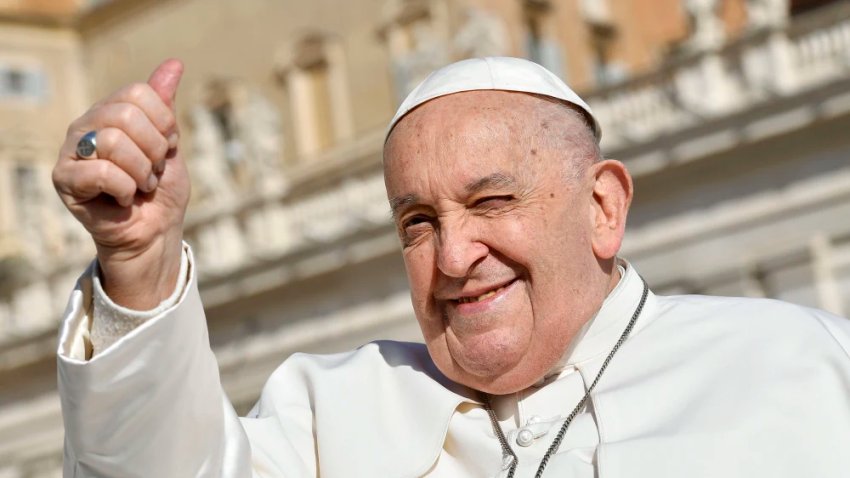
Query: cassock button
516,427,534,447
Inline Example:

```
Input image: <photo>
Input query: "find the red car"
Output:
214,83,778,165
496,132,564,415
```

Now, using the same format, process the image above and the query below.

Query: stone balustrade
183,164,391,279
790,6,850,89
587,2,850,151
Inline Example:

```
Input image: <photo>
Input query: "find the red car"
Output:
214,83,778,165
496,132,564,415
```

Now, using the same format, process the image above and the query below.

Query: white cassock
57,246,850,477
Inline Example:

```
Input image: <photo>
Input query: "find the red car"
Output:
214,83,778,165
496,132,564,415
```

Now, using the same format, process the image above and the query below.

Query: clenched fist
53,59,190,309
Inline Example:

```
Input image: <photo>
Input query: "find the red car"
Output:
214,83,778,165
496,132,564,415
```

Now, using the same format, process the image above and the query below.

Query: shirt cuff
90,243,191,355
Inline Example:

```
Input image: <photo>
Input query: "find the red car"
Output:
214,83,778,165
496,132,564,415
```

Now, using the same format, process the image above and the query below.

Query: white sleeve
57,245,254,477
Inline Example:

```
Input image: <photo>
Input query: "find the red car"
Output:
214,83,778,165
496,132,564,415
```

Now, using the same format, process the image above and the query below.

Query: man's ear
589,160,633,260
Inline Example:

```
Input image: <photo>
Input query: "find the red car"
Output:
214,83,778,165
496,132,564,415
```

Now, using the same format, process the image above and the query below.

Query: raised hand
53,59,190,309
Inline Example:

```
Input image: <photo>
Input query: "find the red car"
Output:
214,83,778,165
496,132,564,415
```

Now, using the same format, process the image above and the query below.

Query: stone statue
746,0,789,29
393,21,449,99
228,84,286,195
453,6,508,59
14,164,45,270
188,78,285,204
187,104,236,206
684,0,725,52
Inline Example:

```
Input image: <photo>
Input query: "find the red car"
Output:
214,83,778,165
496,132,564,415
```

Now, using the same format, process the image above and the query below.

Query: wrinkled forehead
385,90,523,153
385,90,542,149
382,91,559,192
383,88,593,168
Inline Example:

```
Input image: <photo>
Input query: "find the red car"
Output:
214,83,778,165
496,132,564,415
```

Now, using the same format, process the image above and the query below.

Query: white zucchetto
387,56,601,142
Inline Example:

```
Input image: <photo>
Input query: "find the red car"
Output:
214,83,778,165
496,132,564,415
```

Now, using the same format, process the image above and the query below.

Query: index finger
101,82,176,135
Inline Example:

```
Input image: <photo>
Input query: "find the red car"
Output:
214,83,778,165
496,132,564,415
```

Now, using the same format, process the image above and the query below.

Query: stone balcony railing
4,2,850,354
587,1,850,152
182,129,393,286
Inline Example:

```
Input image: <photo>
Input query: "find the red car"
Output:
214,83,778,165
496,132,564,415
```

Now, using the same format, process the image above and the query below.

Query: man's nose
436,219,488,278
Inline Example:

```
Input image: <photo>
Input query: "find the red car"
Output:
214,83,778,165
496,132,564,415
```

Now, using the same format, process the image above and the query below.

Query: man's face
384,91,613,394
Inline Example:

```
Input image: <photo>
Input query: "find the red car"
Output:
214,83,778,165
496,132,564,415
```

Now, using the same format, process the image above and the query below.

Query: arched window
0,62,46,103
522,0,564,78
276,34,353,157
577,0,625,86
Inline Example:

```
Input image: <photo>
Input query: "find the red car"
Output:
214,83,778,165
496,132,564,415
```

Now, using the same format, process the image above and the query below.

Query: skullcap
386,56,601,142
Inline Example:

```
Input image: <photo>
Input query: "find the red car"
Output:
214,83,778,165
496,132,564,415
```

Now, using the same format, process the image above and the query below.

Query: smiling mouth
456,281,515,304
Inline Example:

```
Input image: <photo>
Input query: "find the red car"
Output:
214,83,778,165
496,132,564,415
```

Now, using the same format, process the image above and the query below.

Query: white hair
524,94,603,183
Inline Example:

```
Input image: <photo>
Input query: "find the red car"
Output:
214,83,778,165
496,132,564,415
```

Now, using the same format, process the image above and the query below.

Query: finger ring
75,130,97,159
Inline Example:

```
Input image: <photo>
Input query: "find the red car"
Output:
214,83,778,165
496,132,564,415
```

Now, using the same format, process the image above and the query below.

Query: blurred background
1,0,849,474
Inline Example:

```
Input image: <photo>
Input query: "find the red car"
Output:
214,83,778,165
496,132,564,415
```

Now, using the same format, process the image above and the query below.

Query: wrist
95,230,184,310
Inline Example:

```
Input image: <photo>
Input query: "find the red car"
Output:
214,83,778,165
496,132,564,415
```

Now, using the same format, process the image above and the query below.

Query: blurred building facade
1,0,849,474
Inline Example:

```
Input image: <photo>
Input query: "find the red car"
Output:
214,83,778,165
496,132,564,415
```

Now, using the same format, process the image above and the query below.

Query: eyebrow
465,172,516,195
389,194,418,220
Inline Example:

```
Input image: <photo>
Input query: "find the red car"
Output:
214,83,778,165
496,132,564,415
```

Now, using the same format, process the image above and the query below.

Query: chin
446,345,535,394
449,340,565,395
461,369,541,396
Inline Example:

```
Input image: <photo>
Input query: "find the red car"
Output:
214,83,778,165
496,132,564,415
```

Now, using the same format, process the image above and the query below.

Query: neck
606,258,623,294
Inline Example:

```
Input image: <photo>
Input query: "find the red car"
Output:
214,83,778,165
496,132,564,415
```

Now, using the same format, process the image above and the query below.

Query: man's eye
403,215,431,229
472,195,514,209
400,215,433,246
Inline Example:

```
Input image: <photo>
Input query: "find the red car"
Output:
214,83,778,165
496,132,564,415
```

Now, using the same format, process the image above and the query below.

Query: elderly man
53,57,850,477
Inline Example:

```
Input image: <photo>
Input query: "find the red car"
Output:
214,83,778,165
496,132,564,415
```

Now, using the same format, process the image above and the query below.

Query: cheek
402,245,442,332
403,245,433,296
482,214,537,266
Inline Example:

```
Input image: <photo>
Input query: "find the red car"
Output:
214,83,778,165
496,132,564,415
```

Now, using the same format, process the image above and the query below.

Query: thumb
147,58,184,109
